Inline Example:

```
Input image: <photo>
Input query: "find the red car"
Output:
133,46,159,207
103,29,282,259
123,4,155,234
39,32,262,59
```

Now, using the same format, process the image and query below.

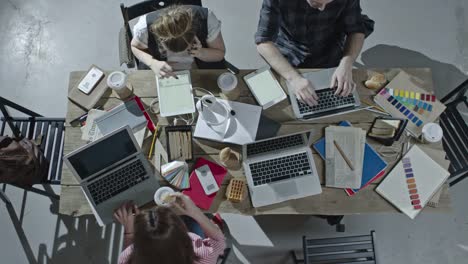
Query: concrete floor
1,0,468,263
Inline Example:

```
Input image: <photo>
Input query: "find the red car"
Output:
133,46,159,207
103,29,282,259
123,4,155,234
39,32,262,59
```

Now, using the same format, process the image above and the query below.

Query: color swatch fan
161,161,190,190
376,145,449,219
374,71,446,137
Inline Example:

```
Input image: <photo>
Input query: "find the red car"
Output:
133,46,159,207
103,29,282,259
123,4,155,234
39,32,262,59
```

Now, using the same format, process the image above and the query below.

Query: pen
69,105,103,124
362,99,387,113
333,140,355,171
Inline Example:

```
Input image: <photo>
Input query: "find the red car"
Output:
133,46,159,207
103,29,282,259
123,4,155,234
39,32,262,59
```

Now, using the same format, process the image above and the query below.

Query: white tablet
243,67,287,109
156,70,196,117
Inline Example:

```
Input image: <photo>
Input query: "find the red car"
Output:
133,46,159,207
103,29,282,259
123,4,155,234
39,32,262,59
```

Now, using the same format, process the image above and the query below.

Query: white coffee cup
107,71,133,99
217,72,238,92
421,123,443,143
154,187,175,206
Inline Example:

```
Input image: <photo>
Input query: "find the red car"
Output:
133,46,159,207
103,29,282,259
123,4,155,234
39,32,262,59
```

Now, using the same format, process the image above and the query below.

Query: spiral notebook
376,145,449,219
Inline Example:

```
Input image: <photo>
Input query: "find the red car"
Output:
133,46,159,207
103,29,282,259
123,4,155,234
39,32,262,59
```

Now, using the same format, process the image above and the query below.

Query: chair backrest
0,96,65,184
302,231,378,264
120,0,202,68
439,78,468,186
120,0,203,44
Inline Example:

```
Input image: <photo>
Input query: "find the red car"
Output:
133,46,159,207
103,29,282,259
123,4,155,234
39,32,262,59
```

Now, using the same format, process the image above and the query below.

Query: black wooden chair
290,231,378,264
0,96,64,205
119,0,239,73
440,79,468,186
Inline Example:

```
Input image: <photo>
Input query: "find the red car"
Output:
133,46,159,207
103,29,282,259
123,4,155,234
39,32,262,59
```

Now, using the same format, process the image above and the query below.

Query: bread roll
365,73,387,89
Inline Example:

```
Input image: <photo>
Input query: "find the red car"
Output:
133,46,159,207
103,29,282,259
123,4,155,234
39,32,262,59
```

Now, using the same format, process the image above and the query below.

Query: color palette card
374,71,446,137
376,145,450,219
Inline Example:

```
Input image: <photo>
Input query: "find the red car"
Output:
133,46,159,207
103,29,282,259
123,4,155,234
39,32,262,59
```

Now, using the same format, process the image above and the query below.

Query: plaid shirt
255,0,374,67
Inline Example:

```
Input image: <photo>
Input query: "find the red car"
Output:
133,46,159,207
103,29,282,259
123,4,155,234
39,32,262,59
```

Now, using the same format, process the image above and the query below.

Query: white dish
154,187,175,206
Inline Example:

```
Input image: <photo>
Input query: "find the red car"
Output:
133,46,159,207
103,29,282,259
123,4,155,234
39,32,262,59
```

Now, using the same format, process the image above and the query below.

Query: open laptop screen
68,129,137,179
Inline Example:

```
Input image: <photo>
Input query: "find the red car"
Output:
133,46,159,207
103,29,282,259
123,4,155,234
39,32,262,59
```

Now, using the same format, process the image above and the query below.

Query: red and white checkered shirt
118,232,226,264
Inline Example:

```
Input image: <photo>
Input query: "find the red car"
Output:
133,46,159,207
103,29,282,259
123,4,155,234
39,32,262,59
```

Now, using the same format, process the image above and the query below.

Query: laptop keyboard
88,159,148,205
246,134,305,156
298,88,356,114
249,152,312,186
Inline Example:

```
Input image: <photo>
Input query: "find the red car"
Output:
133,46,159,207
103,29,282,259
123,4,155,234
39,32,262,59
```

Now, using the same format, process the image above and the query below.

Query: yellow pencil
362,98,387,113
148,123,160,159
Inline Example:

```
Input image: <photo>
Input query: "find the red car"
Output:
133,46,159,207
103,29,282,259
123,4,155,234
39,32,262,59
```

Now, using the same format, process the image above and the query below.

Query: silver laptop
242,131,322,207
64,126,160,226
288,68,362,120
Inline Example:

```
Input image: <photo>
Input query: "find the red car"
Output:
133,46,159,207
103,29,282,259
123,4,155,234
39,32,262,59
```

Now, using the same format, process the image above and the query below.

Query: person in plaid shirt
255,0,374,106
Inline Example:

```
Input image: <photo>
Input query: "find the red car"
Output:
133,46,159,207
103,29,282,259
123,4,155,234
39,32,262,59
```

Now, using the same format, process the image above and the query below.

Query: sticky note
405,91,410,98
407,178,415,184
410,92,415,98
416,93,421,100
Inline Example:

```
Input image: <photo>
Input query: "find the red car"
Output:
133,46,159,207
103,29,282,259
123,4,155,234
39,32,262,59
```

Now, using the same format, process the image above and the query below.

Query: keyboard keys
88,160,147,205
298,88,356,114
246,134,305,156
249,152,312,186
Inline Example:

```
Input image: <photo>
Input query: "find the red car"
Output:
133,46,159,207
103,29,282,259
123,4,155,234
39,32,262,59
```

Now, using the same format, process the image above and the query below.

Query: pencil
148,123,160,159
333,140,355,171
362,98,387,113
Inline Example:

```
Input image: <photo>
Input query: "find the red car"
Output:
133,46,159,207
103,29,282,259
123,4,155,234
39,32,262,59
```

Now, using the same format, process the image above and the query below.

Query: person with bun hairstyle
115,193,226,264
131,5,226,77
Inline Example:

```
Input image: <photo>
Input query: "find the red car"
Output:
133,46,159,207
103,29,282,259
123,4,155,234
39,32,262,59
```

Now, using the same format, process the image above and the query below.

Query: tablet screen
245,70,285,106
158,73,195,116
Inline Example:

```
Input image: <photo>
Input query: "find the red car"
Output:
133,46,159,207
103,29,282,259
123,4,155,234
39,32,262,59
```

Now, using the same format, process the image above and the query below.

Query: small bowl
154,187,175,206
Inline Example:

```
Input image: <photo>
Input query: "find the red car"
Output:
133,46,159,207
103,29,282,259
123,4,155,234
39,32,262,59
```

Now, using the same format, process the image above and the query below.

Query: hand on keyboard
290,76,319,106
330,63,356,97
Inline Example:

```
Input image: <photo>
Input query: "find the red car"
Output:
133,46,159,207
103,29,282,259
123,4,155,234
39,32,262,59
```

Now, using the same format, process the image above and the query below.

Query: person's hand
169,193,201,218
330,62,356,96
289,76,319,106
188,37,202,58
114,201,140,233
149,59,177,78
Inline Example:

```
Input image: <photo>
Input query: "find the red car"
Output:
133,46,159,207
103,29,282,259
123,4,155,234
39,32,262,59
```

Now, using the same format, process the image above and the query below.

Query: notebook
313,121,388,196
376,145,450,219
183,158,228,210
374,71,446,137
325,126,366,189
68,65,108,110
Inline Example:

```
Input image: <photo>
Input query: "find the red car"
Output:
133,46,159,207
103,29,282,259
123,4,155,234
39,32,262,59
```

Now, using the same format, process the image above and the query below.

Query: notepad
325,126,366,189
314,121,387,196
376,145,450,219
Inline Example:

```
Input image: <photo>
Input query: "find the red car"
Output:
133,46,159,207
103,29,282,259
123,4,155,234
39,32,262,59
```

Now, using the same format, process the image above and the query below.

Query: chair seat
1,117,65,184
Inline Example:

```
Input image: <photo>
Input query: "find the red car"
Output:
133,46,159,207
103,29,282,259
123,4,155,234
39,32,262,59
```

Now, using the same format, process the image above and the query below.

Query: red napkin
183,158,227,210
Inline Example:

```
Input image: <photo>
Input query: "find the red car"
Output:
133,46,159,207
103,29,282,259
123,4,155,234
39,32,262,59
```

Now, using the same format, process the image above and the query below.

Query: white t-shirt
133,9,222,70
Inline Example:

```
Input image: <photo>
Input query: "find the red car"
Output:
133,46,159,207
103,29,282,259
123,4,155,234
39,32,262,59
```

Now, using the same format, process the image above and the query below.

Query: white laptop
288,68,362,120
64,126,160,226
242,131,322,207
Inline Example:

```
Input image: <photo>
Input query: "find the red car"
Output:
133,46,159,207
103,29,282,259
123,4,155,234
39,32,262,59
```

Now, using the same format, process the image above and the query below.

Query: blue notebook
313,121,388,196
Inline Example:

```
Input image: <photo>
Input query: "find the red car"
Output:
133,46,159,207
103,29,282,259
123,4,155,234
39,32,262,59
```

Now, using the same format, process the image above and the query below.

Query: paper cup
107,71,133,99
421,123,443,143
154,187,175,206
218,72,240,100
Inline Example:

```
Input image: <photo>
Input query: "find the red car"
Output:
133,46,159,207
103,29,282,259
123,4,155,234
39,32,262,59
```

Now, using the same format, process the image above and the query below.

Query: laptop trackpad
272,181,299,196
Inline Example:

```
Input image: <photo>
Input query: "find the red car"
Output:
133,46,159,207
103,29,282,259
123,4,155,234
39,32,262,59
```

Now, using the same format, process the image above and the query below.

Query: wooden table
60,68,451,217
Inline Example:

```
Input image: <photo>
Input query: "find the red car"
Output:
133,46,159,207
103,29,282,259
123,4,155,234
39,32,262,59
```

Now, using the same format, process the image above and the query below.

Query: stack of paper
161,161,190,190
325,126,366,189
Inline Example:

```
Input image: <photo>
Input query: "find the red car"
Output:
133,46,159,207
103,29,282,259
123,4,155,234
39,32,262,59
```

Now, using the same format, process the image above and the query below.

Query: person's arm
114,202,140,249
257,42,318,105
331,0,374,96
171,193,224,240
255,0,318,105
331,33,364,96
131,38,176,78
190,34,226,62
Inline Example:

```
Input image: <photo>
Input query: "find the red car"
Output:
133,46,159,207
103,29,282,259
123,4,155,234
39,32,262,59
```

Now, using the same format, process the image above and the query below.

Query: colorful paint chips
402,158,421,210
